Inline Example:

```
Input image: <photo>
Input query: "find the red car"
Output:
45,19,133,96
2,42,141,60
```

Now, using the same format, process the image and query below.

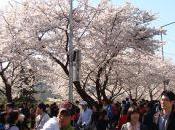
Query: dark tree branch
48,52,69,76
77,9,99,41
95,67,103,101
0,89,5,95
137,88,146,100
82,70,94,88
73,81,96,106
2,15,15,39
0,71,12,102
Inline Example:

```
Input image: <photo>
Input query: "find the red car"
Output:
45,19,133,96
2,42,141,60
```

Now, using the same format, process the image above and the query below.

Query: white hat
79,101,88,105
107,95,111,99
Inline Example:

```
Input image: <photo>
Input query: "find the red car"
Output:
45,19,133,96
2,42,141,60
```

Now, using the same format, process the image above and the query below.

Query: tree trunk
149,91,153,101
51,56,97,106
96,67,103,102
5,84,12,102
74,81,97,106
96,83,102,102
101,88,108,101
129,90,132,99
0,72,12,102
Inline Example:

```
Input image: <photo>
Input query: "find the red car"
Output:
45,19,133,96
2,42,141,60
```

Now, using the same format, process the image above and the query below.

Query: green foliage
13,88,38,107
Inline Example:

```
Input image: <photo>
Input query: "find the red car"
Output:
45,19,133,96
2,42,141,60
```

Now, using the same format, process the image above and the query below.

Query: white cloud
0,0,9,10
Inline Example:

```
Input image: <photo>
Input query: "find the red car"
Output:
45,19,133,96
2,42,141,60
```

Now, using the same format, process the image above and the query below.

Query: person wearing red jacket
116,109,127,130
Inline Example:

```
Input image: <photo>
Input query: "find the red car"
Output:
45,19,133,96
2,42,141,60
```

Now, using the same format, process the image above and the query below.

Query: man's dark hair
38,103,46,112
7,110,19,125
6,102,15,109
50,103,59,117
161,90,175,101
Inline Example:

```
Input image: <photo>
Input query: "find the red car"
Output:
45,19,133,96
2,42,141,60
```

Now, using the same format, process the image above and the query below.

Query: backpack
0,123,5,130
106,105,113,120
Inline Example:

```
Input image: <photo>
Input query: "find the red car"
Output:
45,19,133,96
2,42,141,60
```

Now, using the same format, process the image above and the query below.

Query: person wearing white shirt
77,101,92,130
41,117,60,130
35,103,50,130
42,107,74,130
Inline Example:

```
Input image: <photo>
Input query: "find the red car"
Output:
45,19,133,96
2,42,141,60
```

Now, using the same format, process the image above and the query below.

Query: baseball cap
61,101,71,109
59,108,71,117
6,102,15,108
79,101,88,105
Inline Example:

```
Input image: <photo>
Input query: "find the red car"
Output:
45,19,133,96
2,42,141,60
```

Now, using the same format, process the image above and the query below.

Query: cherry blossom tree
1,0,171,104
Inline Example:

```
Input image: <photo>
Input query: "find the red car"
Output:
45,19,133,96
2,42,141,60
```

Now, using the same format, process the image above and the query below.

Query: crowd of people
0,90,175,130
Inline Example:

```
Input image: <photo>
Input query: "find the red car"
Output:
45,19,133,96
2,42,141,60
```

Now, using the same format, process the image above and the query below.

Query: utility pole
160,22,175,61
68,0,73,103
160,22,175,90
160,28,164,61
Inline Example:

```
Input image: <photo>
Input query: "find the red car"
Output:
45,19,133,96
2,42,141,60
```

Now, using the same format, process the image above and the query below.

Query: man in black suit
154,90,175,130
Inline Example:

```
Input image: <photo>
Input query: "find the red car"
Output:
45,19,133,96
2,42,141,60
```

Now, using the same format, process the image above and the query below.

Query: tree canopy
0,0,175,104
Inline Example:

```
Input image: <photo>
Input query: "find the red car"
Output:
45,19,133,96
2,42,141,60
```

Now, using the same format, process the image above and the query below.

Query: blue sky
92,0,175,63
1,0,175,62
118,0,175,63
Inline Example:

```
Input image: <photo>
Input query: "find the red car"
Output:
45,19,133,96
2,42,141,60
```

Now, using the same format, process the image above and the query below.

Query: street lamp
160,22,175,61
